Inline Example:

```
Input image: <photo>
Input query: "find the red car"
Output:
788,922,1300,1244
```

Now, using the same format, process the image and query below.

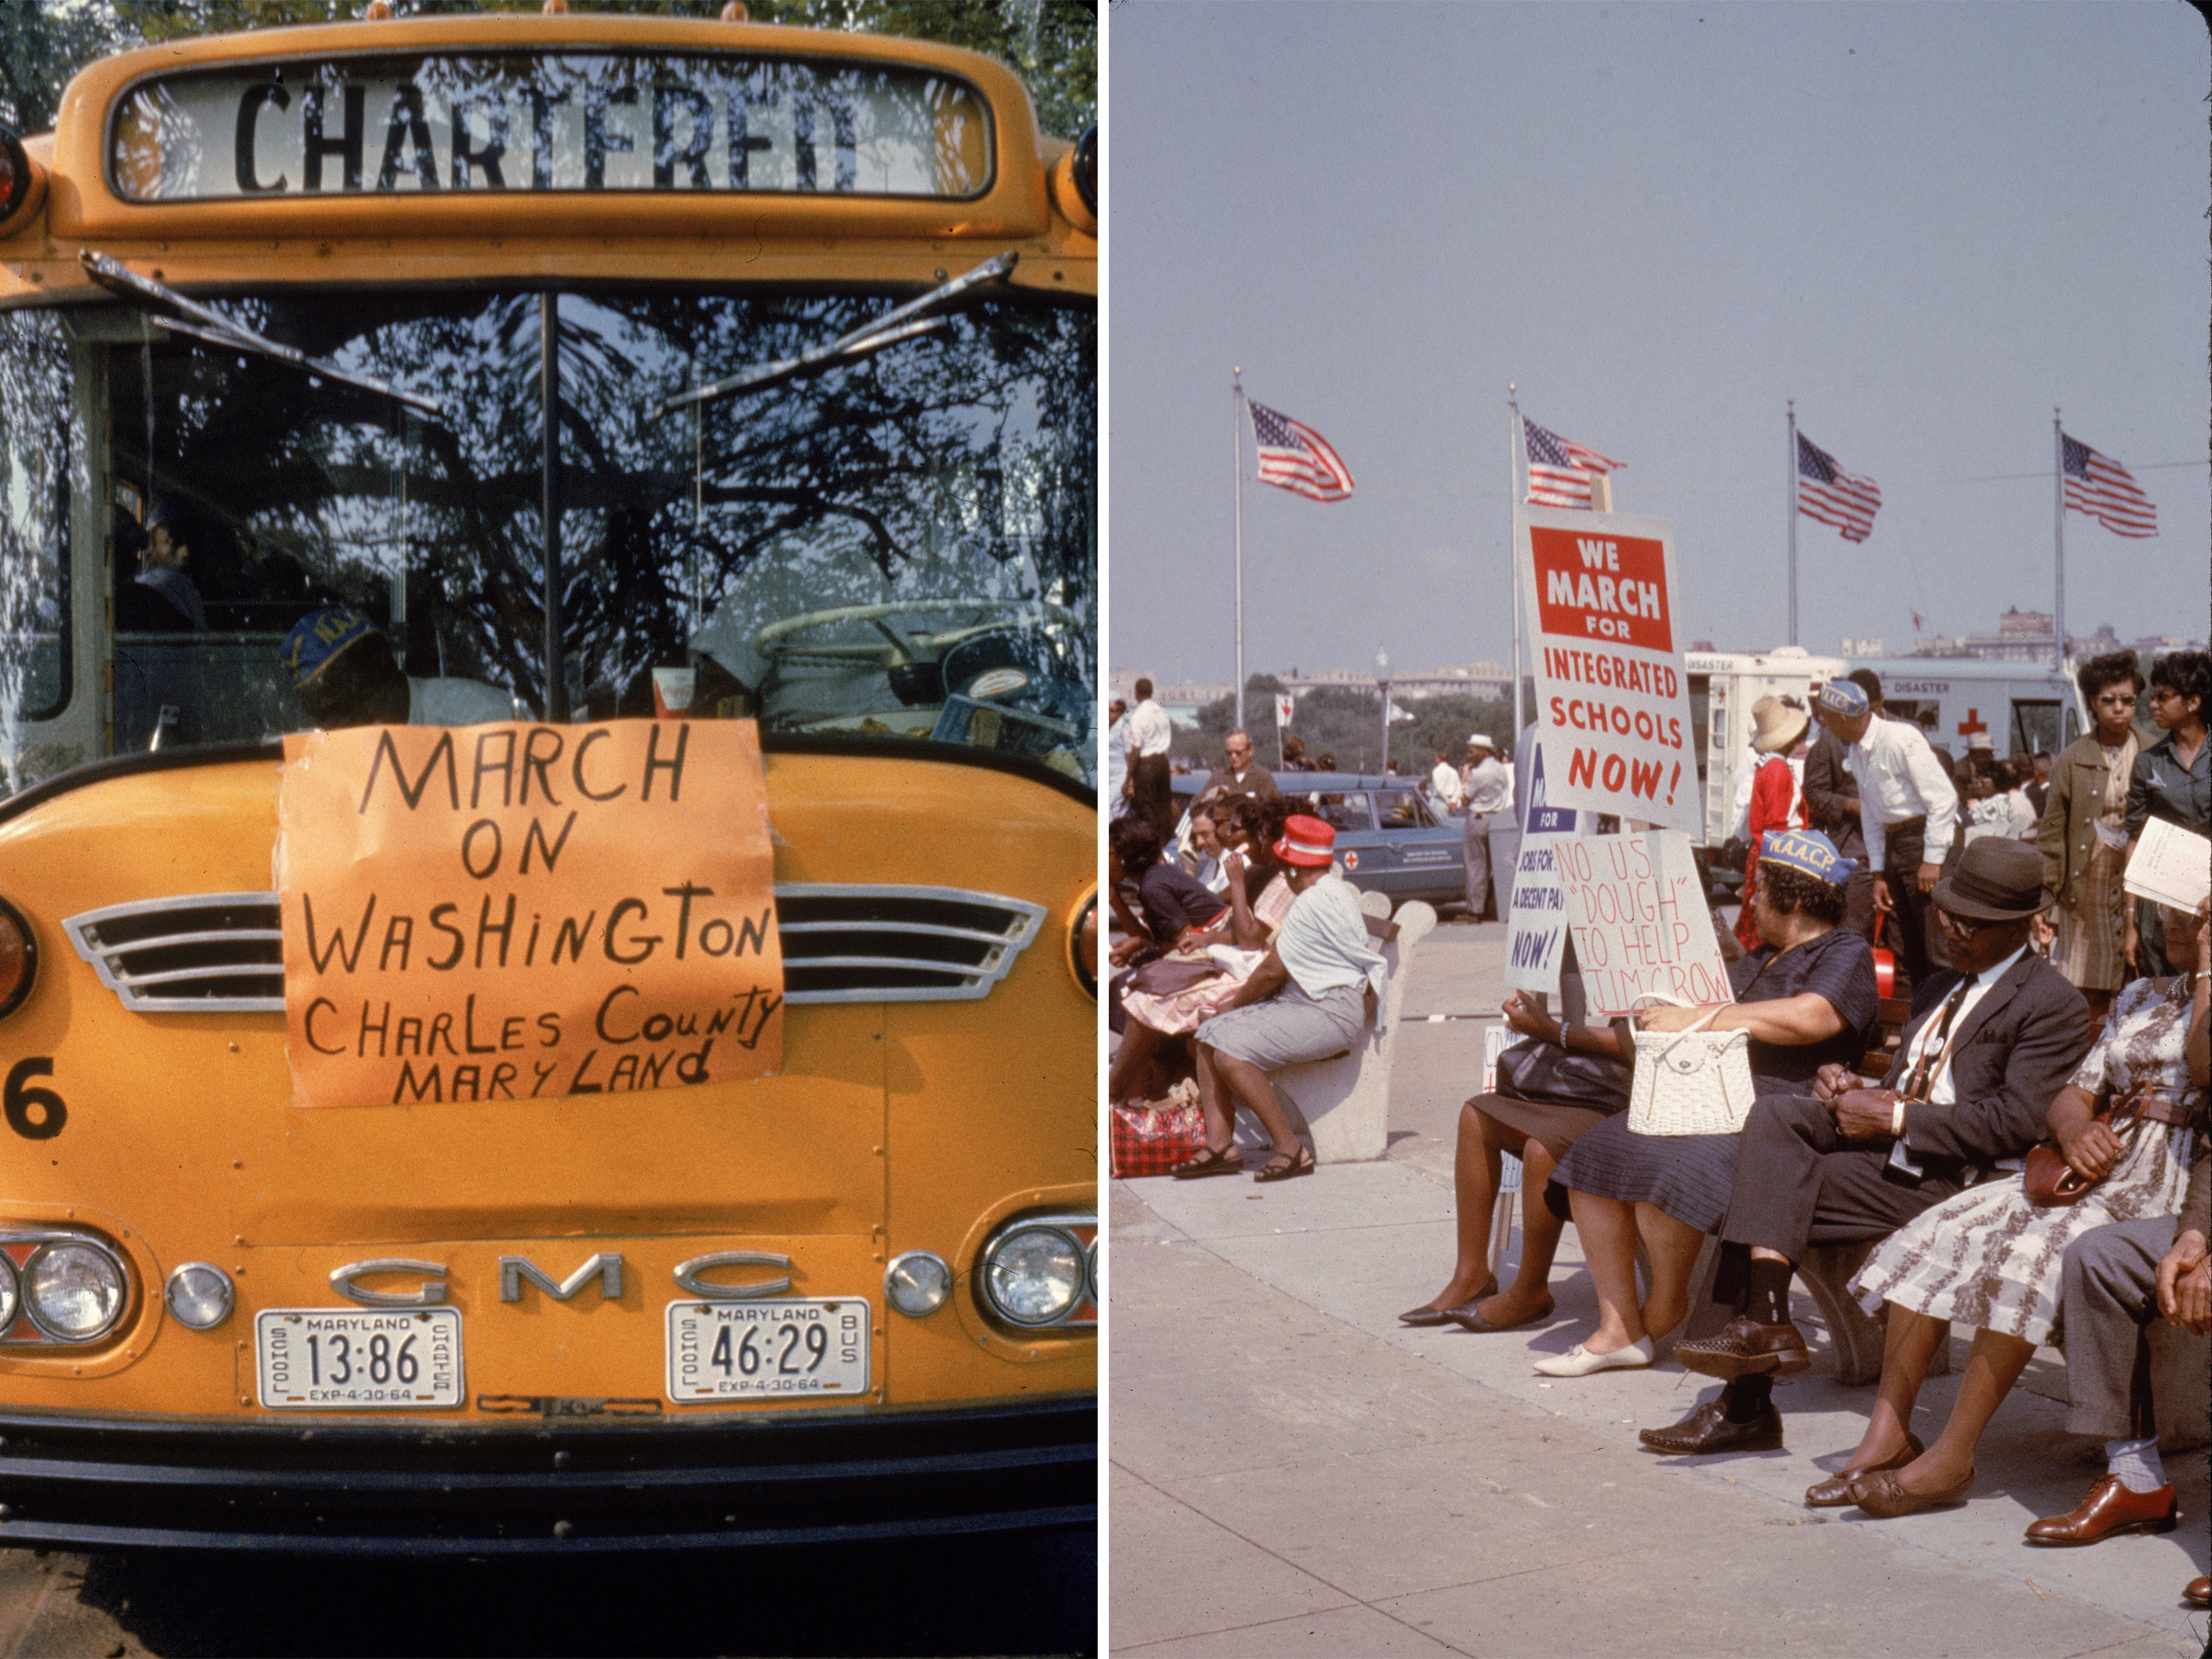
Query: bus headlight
0,896,38,1018
884,1250,951,1317
24,1239,128,1342
0,1253,18,1332
165,1262,235,1330
979,1222,1085,1328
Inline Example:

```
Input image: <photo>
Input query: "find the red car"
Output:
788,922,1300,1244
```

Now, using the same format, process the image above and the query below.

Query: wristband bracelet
1891,1099,1907,1138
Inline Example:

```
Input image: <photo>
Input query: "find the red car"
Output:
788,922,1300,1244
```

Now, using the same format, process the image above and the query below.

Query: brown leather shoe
1637,1398,1783,1455
1853,1465,1974,1518
2024,1475,2178,1546
1673,1314,1812,1379
1805,1432,1924,1508
2184,1576,2209,1609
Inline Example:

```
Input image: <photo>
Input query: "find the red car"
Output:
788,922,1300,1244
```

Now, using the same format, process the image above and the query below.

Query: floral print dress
1850,974,2204,1348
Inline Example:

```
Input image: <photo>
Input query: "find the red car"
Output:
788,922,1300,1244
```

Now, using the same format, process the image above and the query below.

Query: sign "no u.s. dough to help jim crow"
277,719,782,1109
1514,507,1700,838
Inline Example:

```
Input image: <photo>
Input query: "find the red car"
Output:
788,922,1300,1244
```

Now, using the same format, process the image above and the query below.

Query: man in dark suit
1802,707,1876,943
1639,838,2097,1454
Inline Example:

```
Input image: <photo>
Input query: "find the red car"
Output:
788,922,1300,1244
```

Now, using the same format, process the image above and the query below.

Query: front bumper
0,1394,1094,1554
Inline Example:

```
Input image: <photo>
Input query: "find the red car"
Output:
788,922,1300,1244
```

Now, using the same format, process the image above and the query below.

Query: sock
2104,1436,2166,1493
1743,1258,1794,1327
1722,1374,1774,1422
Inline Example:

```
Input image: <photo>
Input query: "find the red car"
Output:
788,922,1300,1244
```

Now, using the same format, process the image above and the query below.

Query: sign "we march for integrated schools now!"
1514,507,1700,838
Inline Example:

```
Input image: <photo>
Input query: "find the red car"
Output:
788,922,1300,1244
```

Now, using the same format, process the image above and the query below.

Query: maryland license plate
665,1299,869,1401
256,1308,464,1409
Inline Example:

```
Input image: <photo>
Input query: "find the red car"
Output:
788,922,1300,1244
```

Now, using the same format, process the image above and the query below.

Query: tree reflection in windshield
98,284,1094,768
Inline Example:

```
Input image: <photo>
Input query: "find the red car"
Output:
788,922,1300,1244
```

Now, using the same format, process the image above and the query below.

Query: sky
1106,0,2210,688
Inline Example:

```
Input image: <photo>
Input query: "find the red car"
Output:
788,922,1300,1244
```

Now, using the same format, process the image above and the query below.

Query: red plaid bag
1110,1099,1206,1178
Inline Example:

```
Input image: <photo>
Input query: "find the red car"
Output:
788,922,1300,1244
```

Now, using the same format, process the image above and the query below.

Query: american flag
2062,432,2157,538
1248,399,1355,501
1796,433,1881,543
1523,417,1622,510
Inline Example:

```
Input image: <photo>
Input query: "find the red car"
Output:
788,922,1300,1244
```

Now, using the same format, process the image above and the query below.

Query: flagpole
2053,407,2065,673
1233,369,1246,734
1786,400,1798,649
1508,384,1523,742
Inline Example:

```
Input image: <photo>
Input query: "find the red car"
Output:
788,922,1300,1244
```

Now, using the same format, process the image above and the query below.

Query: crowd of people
1110,650,2210,1606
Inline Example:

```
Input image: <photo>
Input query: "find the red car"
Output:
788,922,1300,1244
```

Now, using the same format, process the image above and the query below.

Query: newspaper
2122,817,2212,912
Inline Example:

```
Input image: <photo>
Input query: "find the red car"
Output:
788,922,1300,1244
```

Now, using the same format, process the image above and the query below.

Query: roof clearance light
0,127,31,226
0,898,38,1018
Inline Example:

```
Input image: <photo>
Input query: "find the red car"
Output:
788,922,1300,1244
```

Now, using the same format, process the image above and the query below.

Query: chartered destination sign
108,52,993,202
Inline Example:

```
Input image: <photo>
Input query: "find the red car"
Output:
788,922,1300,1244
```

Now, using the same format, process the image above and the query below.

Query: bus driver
282,607,514,729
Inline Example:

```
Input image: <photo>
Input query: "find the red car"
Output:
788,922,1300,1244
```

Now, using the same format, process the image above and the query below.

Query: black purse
1494,1036,1632,1114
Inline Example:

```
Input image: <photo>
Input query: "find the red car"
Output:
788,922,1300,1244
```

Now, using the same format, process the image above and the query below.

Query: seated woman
1535,830,1878,1376
1110,799,1297,1105
1107,817,1226,970
1182,802,1230,894
1174,815,1385,1183
1834,900,2208,1518
1398,982,1633,1333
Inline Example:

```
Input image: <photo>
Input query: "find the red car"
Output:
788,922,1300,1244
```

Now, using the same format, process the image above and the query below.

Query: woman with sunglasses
2124,650,2211,977
2040,652,2147,1024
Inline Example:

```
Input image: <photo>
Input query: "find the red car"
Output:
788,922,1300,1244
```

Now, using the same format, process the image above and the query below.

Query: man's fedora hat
1932,838,2052,922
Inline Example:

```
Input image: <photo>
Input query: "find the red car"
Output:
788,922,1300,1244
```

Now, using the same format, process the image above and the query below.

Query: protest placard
278,720,782,1108
1553,829,1731,1018
1515,506,1700,836
1503,738,1594,994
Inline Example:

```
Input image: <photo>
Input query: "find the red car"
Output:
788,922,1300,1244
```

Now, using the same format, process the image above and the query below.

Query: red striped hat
1274,814,1337,867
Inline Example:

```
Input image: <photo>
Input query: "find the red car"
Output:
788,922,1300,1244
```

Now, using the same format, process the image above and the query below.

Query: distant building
1839,636,1883,657
1906,608,2204,667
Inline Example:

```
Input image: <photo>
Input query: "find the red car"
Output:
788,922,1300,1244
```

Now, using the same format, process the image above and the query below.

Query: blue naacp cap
1761,828,1853,886
1814,678,1869,718
281,607,380,688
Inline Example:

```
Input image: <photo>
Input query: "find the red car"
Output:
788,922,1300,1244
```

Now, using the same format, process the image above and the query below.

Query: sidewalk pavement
1109,921,2210,1657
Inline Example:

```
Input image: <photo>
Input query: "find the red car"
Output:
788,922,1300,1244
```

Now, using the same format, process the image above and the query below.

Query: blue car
1172,771,1468,912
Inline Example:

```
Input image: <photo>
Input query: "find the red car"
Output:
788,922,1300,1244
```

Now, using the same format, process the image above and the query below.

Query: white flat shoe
1533,1338,1654,1377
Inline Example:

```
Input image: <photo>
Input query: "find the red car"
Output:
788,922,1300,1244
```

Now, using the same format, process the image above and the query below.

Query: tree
0,1,124,132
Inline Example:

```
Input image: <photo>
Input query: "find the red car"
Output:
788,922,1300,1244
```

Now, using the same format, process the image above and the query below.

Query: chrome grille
64,893,284,1013
776,885,1045,1003
65,885,1046,1013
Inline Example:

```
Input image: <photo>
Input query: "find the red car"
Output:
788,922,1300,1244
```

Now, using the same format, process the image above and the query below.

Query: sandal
1253,1145,1316,1183
1171,1144,1244,1180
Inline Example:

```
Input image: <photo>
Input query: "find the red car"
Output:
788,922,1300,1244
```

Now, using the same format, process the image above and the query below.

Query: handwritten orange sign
278,720,782,1108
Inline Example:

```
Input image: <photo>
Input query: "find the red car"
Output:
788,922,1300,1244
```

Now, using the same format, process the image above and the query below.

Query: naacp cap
1815,679,1869,718
281,608,382,688
1759,828,1853,888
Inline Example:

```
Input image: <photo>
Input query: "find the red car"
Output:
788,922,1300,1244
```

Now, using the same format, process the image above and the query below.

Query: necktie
1900,978,1972,1102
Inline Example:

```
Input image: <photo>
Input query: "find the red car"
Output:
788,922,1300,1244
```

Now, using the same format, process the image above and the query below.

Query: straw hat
1749,694,1811,754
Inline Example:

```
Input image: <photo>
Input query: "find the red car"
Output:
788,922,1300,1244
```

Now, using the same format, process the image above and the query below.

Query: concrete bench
1235,894,1438,1165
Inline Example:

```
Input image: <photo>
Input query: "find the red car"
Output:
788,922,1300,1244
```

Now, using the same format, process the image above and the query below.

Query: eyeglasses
2093,692,2137,707
1936,910,2002,939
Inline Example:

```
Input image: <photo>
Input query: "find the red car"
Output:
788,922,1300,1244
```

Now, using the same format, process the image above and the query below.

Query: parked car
1170,771,1467,912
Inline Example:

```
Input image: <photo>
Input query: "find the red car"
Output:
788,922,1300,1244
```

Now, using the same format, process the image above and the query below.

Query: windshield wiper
81,251,445,421
651,250,1018,421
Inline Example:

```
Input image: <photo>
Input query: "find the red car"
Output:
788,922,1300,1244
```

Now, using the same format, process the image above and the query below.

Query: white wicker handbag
1624,993,1757,1137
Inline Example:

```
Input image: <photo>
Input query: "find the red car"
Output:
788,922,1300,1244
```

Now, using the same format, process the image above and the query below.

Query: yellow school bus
0,6,1096,1552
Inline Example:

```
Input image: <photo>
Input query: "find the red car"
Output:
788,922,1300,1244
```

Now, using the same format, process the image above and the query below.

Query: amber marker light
0,126,44,234
0,898,38,1018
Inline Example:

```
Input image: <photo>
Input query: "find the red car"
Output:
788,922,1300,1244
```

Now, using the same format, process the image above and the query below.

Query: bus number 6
5,1058,65,1140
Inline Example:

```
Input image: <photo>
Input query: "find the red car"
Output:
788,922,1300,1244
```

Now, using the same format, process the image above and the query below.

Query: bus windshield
1,280,1094,781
